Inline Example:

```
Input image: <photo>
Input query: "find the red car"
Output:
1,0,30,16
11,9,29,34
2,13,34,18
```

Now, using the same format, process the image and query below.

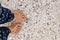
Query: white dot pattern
0,4,14,24
0,27,11,40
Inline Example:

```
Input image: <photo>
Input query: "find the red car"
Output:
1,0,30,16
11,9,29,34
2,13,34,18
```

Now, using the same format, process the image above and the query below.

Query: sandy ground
0,0,60,40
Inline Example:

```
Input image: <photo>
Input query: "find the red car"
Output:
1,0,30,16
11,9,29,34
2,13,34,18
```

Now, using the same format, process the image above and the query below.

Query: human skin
7,10,27,34
13,10,27,23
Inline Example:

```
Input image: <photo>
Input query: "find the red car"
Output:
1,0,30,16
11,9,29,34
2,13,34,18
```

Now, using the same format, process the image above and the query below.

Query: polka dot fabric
0,4,14,24
0,27,11,40
0,4,14,40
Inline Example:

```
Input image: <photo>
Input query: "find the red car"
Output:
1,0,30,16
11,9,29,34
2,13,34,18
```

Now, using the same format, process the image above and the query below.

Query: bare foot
8,22,22,34
13,10,27,23
7,10,27,34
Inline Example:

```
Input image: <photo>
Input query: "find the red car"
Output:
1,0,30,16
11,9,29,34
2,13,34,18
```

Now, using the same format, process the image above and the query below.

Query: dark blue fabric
0,4,14,24
0,27,11,40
